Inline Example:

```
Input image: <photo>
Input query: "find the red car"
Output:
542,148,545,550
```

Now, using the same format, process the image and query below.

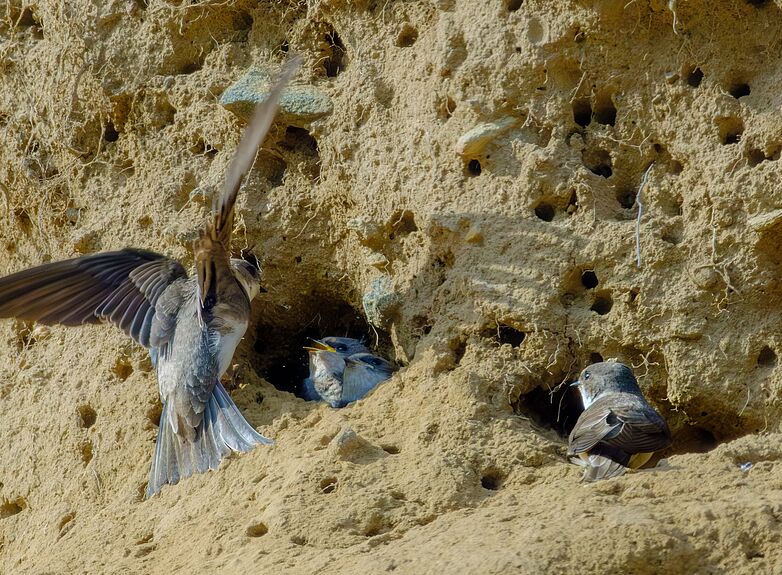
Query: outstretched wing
568,394,672,457
195,56,301,308
0,248,187,348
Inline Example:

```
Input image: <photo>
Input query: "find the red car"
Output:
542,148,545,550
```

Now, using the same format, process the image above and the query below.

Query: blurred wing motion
0,249,187,348
567,394,672,481
195,56,302,309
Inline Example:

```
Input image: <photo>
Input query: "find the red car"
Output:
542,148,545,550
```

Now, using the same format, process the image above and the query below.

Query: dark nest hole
590,291,613,315
280,126,318,156
278,126,320,180
323,28,347,77
747,146,780,167
190,138,218,157
716,116,744,146
747,148,766,167
480,468,504,491
504,0,523,11
572,97,592,128
580,270,598,289
481,323,526,347
252,295,387,398
179,61,204,76
615,187,636,209
517,382,583,437
593,92,617,126
581,148,612,178
685,66,704,88
388,209,418,239
729,82,751,99
466,159,482,176
104,122,119,143
533,201,555,222
757,345,777,368
77,404,97,429
246,522,268,537
436,94,456,120
0,498,26,519
671,425,718,455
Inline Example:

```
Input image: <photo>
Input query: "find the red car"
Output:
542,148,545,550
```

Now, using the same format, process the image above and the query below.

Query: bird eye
335,344,346,352
583,371,591,380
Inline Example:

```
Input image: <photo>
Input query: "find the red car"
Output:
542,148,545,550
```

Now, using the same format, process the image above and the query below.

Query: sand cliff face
1,1,782,573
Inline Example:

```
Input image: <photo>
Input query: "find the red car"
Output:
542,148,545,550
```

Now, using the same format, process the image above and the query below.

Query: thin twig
635,162,654,267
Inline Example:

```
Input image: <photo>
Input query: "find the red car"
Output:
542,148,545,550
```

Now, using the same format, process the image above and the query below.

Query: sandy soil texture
1,1,781,573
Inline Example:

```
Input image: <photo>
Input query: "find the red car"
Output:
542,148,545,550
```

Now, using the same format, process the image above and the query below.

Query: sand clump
0,1,782,573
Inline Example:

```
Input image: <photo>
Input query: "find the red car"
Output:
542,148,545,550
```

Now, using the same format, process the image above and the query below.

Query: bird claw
222,363,243,390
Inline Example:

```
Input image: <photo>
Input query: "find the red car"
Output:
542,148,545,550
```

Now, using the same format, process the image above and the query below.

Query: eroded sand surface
1,1,781,573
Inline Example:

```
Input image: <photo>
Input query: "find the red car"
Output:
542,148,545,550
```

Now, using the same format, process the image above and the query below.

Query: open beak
303,339,337,353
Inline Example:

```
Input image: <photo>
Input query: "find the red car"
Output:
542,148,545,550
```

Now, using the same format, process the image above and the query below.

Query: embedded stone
220,68,333,123
456,116,517,157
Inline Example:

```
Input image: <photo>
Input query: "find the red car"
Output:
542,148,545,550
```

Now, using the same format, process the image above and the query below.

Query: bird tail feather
145,381,272,498
570,444,630,482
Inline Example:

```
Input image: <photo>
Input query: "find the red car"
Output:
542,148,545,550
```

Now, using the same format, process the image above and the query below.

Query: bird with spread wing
0,57,300,498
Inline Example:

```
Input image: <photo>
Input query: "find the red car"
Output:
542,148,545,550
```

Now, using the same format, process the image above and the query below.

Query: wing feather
195,56,300,308
568,394,672,457
0,248,187,348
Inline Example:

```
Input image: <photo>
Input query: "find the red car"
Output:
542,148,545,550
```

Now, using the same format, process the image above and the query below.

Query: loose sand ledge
1,1,781,573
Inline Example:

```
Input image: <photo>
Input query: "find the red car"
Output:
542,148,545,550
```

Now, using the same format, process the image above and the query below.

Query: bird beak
569,380,580,387
303,339,337,353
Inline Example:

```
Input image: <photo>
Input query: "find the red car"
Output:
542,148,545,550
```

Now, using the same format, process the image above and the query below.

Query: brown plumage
567,361,672,482
0,56,302,497
195,56,299,309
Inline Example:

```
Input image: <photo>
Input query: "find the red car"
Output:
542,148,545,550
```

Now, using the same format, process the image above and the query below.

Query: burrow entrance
249,292,390,399
516,380,584,438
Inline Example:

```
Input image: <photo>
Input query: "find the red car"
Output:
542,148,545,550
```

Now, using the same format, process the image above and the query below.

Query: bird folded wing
0,248,187,349
567,404,623,456
568,395,672,456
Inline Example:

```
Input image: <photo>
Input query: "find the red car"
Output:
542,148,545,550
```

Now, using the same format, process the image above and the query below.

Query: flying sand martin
0,57,301,497
568,361,672,482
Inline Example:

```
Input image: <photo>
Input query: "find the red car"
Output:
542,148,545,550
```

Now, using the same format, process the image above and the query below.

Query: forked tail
146,381,272,498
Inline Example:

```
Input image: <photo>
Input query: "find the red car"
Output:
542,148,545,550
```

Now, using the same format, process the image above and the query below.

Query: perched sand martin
567,361,672,482
0,57,301,497
302,337,369,406
341,352,394,406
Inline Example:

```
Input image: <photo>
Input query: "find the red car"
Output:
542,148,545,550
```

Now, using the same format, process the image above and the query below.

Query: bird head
304,337,368,357
570,361,641,407
344,352,394,375
230,257,262,302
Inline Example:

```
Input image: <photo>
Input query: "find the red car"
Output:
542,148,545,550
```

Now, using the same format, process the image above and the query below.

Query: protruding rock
749,209,782,233
328,427,385,462
362,275,399,328
220,68,333,123
456,116,517,157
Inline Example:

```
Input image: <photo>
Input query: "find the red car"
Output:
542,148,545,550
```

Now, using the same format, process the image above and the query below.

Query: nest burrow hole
517,381,583,437
251,295,390,398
